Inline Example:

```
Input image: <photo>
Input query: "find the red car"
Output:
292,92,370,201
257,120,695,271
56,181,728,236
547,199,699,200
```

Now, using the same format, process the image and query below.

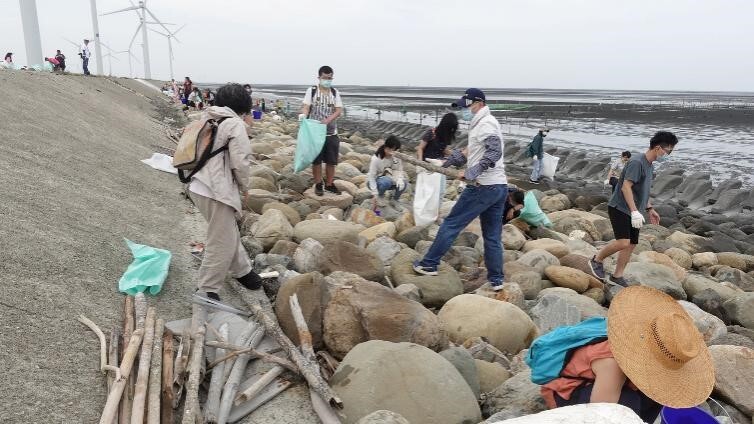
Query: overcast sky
2,0,752,91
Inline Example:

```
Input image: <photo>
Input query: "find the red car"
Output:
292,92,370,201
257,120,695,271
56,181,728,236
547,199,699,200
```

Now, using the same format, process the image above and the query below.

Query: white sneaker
490,283,504,292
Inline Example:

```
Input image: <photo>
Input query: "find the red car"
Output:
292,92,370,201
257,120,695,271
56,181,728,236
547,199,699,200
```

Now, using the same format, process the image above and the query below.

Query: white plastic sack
141,153,178,174
413,171,443,226
541,152,560,179
490,403,647,424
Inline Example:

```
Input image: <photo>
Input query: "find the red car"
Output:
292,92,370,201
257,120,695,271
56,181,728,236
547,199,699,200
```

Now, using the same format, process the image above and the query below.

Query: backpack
525,317,608,385
172,117,229,183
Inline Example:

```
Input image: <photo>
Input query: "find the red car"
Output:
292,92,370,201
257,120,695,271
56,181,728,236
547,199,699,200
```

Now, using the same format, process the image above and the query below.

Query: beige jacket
189,106,251,213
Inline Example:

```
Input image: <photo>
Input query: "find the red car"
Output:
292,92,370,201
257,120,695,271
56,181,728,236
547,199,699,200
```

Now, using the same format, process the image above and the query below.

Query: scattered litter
118,239,172,295
141,152,178,174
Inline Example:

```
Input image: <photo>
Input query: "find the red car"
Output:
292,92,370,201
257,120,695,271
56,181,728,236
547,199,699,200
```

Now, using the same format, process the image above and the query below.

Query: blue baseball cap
451,88,486,108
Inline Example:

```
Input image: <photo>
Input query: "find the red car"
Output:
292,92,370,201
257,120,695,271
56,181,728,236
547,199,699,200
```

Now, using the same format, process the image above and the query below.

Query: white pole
18,0,44,68
167,36,174,81
89,0,104,75
140,4,151,79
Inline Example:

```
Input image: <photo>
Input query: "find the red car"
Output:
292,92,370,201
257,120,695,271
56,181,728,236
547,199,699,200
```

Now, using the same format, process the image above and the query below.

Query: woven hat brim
607,286,715,408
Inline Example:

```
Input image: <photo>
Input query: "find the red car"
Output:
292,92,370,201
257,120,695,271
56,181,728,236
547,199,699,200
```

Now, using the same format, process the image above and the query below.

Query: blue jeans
530,157,543,181
418,184,508,284
369,175,406,200
82,57,90,75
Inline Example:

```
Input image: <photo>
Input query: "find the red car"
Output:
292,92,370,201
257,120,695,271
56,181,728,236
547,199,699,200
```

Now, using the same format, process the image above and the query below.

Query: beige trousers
191,192,252,292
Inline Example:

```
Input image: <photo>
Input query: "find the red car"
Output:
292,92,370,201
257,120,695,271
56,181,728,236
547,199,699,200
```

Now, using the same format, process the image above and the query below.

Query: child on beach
589,131,678,287
367,136,408,211
605,151,631,192
416,112,457,162
300,65,344,196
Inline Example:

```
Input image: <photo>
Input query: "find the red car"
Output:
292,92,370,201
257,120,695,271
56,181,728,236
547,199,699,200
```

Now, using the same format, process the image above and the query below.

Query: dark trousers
82,58,90,75
554,383,661,423
609,176,619,193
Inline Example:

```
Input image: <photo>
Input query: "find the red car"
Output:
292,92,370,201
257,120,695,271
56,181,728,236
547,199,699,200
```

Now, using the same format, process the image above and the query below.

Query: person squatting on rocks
367,136,408,211
528,127,549,184
539,286,714,423
413,88,509,291
605,150,631,193
299,65,344,196
589,131,678,287
417,112,458,215
54,50,66,72
80,39,91,75
187,83,263,301
503,186,525,224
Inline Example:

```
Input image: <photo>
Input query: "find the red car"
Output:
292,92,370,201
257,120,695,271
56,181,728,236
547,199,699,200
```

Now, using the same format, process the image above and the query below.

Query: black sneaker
588,256,606,281
528,178,540,184
325,184,341,195
237,271,263,290
206,292,221,302
608,275,630,287
315,183,324,196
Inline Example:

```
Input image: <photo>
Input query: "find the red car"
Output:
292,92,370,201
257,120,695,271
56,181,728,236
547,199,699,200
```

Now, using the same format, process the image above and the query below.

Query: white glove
298,113,306,121
426,158,444,167
396,179,406,191
631,211,645,229
532,157,538,163
603,179,610,186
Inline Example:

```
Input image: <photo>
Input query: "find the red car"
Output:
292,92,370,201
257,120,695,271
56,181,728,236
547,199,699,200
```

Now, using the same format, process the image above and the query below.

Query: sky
1,0,752,92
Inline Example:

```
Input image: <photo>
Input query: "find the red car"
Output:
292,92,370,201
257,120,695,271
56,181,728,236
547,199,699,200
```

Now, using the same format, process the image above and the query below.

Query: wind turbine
62,37,84,73
101,0,173,79
99,41,120,76
114,49,141,78
149,24,185,81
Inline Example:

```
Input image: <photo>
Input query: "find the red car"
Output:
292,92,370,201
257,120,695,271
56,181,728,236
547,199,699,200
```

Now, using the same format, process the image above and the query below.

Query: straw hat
607,286,714,408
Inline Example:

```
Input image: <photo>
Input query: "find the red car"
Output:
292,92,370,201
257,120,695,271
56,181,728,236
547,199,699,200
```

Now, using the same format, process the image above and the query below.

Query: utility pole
89,0,104,75
18,0,43,68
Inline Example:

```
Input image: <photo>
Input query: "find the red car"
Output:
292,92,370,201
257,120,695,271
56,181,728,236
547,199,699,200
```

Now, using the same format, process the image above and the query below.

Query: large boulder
708,345,754,415
544,265,590,293
323,275,447,358
292,238,324,273
624,262,686,300
395,225,431,248
717,252,754,272
331,340,481,424
678,300,727,343
293,219,363,245
304,187,354,209
712,265,754,291
682,273,739,302
438,294,538,354
502,224,526,251
723,293,754,329
535,288,607,319
475,359,511,393
558,254,605,289
667,231,710,254
522,239,570,258
390,249,463,307
356,411,410,424
692,252,719,268
262,202,301,225
250,208,294,250
664,247,693,269
481,370,547,418
539,194,571,212
358,222,396,244
516,249,560,274
638,251,688,281
349,207,386,228
548,210,612,241
320,241,384,282
274,272,328,349
530,290,591,334
440,347,481,398
366,236,403,264
551,216,602,243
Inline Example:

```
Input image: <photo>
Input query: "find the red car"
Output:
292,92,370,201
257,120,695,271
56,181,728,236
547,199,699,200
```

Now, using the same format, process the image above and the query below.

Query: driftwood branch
206,342,297,373
78,315,121,381
218,326,265,424
231,282,343,409
100,329,144,424
392,151,460,179
161,330,175,424
181,324,206,424
108,328,120,409
146,319,164,424
227,379,292,423
172,335,191,408
205,323,228,424
131,307,156,424
120,295,135,424
234,365,285,405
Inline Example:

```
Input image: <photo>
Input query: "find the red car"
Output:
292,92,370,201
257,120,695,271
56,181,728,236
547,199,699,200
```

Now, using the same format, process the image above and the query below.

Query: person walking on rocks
183,77,193,103
605,151,631,193
187,83,263,301
367,136,408,211
80,39,91,75
413,88,508,291
589,131,678,287
300,65,343,196
527,127,548,184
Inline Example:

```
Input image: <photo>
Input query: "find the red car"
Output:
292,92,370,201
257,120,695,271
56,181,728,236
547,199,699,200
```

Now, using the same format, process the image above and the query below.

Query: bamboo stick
205,342,296,373
181,324,206,424
100,329,144,424
217,327,265,424
161,330,174,424
205,323,228,424
231,282,343,409
234,365,284,405
131,307,156,424
120,296,135,424
146,319,164,424
392,151,461,179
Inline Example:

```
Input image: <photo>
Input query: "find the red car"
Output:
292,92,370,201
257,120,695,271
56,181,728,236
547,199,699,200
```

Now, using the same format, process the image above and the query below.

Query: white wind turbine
149,24,185,81
101,0,174,79
99,41,120,76
114,49,141,78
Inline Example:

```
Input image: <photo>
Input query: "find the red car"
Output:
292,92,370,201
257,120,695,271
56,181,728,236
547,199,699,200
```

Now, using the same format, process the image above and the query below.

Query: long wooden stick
120,296,135,424
161,330,175,424
100,329,144,424
206,342,297,373
172,335,191,408
310,390,343,424
131,307,156,424
221,321,259,387
78,315,122,380
227,379,293,423
217,327,265,424
108,328,121,424
234,365,285,405
146,319,164,424
181,324,206,424
205,323,228,424
231,282,343,409
392,151,460,179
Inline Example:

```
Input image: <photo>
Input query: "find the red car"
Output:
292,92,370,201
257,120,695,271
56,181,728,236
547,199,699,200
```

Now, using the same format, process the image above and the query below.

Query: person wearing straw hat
540,286,715,423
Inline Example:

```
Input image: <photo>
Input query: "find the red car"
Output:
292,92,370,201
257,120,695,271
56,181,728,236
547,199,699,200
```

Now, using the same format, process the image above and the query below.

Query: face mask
320,79,332,88
656,153,670,163
461,108,474,121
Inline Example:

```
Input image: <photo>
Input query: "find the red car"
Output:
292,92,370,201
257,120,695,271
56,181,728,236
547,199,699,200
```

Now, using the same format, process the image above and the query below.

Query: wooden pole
392,151,460,179
146,318,164,424
131,307,156,424
205,342,296,373
231,282,343,409
205,323,228,424
227,379,292,423
108,328,121,424
121,295,135,424
100,329,144,424
217,327,265,424
234,365,284,405
181,325,205,424
161,330,174,424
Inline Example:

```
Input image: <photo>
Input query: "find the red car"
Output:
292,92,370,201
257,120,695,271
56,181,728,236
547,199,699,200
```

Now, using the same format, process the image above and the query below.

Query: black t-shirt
421,128,450,161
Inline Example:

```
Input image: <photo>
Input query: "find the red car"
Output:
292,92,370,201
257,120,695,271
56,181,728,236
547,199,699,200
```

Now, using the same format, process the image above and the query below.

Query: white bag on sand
490,403,647,424
141,153,178,174
541,152,560,179
413,171,443,226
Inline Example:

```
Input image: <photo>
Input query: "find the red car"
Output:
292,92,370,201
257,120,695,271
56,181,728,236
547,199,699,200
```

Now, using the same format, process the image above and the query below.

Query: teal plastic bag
293,118,327,173
118,239,172,295
518,191,552,227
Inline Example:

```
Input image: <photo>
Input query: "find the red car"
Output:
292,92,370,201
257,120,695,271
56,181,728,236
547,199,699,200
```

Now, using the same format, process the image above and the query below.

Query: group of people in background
2,48,66,72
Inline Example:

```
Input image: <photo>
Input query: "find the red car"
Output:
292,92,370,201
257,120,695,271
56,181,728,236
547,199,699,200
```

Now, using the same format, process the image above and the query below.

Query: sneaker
490,282,504,292
325,184,341,195
315,183,324,196
528,178,540,184
588,256,606,281
608,275,630,288
412,260,438,276
206,292,221,302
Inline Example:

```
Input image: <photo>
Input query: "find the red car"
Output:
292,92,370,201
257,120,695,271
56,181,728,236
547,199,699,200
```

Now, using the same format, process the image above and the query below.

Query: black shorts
608,206,639,244
313,135,340,166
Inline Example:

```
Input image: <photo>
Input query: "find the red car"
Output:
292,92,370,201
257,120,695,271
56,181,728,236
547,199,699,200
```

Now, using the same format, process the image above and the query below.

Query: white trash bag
490,403,647,424
541,152,560,179
413,171,443,226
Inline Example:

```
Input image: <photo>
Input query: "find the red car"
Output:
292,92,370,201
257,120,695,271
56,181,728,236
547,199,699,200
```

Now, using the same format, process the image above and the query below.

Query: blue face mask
461,108,474,121
320,79,332,88
656,153,670,163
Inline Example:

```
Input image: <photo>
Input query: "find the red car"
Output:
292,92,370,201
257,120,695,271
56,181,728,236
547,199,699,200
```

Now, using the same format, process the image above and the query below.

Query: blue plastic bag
118,239,172,295
518,191,552,227
293,118,327,173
